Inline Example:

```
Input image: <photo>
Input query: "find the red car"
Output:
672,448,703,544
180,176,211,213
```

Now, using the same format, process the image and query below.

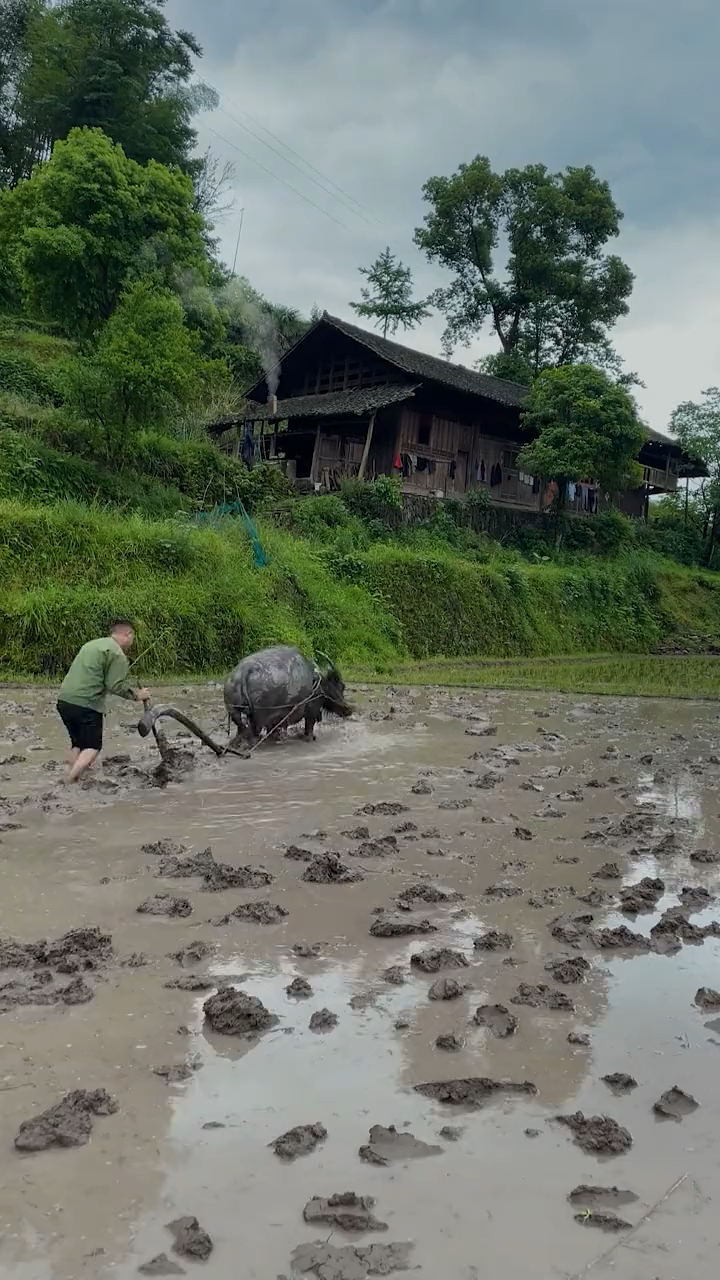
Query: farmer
56,619,150,782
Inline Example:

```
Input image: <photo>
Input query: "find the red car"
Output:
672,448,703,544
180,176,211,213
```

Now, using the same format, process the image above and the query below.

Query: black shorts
56,700,103,752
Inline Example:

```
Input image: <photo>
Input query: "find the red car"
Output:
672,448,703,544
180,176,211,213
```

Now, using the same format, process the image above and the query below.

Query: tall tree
65,278,229,455
350,246,430,338
0,0,212,188
669,387,720,564
414,157,633,374
517,364,644,533
0,127,208,335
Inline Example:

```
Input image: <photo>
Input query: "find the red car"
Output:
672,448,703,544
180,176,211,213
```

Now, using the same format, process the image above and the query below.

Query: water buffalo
137,646,352,755
225,645,352,745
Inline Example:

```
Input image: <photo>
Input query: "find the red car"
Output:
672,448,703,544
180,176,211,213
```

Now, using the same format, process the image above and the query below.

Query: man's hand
135,687,150,702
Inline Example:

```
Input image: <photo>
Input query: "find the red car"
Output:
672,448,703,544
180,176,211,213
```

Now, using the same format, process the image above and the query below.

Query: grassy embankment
2,501,720,698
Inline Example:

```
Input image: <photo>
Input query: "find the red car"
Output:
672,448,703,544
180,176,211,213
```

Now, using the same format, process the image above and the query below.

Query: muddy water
0,684,719,1279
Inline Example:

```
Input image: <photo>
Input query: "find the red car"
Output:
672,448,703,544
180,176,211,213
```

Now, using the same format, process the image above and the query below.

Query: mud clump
681,885,714,912
285,845,314,861
303,1192,387,1233
60,975,94,1005
550,914,594,947
356,802,408,817
473,1004,518,1038
690,848,720,865
411,779,432,795
0,926,113,972
359,1124,442,1165
592,862,622,881
138,1253,185,1276
202,986,277,1037
287,976,313,998
574,1212,632,1232
309,1008,338,1032
653,1087,699,1120
369,913,437,938
215,900,288,926
141,839,186,859
137,895,192,919
602,1073,638,1094
650,907,720,946
165,974,213,992
428,977,465,1001
293,942,323,958
410,947,469,974
395,882,463,909
341,826,370,840
485,882,523,899
204,861,273,892
591,926,650,952
619,877,665,913
568,1185,639,1210
511,983,575,1011
474,930,513,952
289,1241,413,1278
556,1112,633,1155
167,1216,213,1261
170,941,212,966
271,1122,327,1160
302,853,364,885
544,956,590,985
352,838,397,859
414,1077,537,1107
15,1088,118,1152
156,848,215,878
436,1032,463,1051
383,966,406,986
568,1032,591,1047
695,987,720,1009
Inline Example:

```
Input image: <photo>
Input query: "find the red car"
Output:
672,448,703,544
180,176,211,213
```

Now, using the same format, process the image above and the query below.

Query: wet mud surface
1,684,720,1278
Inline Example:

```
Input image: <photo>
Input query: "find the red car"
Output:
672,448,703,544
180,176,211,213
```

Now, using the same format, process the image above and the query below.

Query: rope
243,676,323,755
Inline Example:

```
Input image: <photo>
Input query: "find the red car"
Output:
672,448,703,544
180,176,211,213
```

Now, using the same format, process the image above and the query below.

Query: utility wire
203,122,355,233
196,74,386,230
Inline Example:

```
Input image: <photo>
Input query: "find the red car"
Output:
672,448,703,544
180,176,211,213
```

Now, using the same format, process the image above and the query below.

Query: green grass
349,654,720,699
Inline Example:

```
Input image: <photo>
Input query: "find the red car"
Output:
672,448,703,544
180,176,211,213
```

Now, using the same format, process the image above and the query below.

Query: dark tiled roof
319,313,530,408
207,383,416,433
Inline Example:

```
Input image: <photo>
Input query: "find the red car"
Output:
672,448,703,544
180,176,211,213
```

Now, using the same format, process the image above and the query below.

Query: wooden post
357,411,377,480
310,423,322,484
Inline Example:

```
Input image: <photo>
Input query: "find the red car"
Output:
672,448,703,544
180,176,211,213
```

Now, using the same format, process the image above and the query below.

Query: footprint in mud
359,1124,442,1164
473,1004,518,1038
653,1087,699,1121
303,1192,387,1233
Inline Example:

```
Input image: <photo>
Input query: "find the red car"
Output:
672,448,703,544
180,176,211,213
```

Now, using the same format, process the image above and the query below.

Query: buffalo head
320,664,353,718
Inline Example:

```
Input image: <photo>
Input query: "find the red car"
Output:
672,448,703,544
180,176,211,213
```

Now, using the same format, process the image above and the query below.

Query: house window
418,417,432,446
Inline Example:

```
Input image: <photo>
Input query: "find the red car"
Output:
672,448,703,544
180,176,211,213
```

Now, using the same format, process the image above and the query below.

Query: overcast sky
171,0,720,428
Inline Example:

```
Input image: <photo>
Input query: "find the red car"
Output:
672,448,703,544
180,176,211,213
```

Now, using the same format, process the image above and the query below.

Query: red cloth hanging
393,453,402,470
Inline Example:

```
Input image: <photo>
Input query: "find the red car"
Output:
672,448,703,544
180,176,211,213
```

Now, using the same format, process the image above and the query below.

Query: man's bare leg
67,748,81,768
69,748,99,782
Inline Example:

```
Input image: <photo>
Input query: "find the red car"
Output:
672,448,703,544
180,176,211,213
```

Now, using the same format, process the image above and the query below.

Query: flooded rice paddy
0,682,719,1279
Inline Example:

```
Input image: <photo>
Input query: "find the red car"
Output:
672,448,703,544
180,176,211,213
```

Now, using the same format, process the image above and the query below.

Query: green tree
0,0,211,188
517,364,644,539
669,387,720,565
0,127,208,335
350,246,430,338
65,278,229,454
414,157,633,374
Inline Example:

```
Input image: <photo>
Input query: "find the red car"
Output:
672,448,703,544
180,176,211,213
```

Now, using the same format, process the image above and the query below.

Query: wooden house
208,313,703,515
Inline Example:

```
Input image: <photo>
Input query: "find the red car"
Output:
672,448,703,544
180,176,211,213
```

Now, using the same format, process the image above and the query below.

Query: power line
196,75,386,231
203,122,355,234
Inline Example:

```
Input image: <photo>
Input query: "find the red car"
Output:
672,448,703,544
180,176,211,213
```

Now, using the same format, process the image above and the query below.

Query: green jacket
58,636,136,714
